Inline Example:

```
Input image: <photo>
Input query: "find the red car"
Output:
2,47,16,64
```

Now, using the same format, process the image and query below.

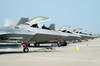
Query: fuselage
0,24,81,44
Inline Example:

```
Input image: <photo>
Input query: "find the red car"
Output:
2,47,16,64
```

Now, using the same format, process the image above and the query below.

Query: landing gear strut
22,42,29,53
85,38,88,41
57,42,61,47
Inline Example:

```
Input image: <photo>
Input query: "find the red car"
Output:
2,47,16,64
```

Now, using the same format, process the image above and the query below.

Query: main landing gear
57,41,68,47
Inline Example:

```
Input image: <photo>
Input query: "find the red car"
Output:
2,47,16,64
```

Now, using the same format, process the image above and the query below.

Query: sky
0,0,100,34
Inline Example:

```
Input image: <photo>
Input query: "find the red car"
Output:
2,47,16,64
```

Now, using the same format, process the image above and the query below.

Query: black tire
78,39,82,42
63,41,67,46
34,43,40,47
23,47,29,53
37,44,40,47
34,43,37,47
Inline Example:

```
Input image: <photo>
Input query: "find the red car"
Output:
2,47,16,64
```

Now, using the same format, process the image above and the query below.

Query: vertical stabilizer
49,24,55,30
17,18,29,25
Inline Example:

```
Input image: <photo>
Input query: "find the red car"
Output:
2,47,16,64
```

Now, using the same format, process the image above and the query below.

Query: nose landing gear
22,42,29,53
23,47,29,53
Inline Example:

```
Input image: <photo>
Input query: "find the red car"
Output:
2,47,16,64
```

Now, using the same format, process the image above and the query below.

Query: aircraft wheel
78,39,82,42
63,41,67,46
85,38,88,41
23,47,29,53
34,43,37,47
34,43,40,47
37,44,40,47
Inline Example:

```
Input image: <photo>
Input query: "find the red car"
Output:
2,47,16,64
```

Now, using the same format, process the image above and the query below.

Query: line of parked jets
0,16,97,52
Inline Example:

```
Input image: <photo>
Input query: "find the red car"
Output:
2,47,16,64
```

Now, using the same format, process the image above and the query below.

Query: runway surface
0,38,100,66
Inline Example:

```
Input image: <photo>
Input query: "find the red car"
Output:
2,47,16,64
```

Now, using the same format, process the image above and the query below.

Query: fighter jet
59,26,81,43
0,16,81,52
73,28,96,41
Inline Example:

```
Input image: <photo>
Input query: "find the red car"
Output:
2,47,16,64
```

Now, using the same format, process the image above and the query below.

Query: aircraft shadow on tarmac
0,52,23,55
0,51,36,55
0,50,55,55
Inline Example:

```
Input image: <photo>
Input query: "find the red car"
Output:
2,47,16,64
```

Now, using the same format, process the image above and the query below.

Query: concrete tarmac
0,38,100,66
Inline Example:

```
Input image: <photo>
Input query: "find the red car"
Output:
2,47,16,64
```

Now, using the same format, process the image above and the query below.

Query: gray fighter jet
73,29,96,41
0,16,80,52
59,27,81,43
